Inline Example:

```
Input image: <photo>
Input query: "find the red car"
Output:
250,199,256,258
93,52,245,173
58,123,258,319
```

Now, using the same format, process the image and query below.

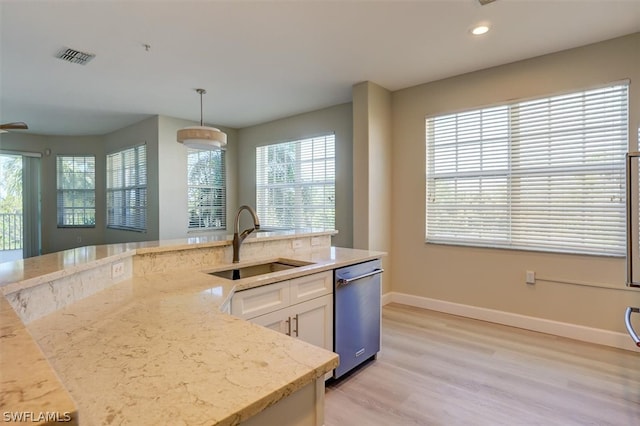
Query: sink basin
208,259,313,280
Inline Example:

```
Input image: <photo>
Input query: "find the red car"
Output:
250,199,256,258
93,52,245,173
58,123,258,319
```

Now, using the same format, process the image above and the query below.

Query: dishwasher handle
337,268,384,287
624,307,640,347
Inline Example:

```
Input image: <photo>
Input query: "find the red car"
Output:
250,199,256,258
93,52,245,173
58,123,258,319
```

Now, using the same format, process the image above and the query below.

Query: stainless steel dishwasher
333,259,383,379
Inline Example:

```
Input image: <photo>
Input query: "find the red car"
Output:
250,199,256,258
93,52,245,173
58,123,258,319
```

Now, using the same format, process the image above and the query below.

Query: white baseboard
382,291,639,352
381,292,393,306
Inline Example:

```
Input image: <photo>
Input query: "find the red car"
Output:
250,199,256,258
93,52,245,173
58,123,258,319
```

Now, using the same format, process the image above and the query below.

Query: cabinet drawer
231,281,290,320
289,271,332,305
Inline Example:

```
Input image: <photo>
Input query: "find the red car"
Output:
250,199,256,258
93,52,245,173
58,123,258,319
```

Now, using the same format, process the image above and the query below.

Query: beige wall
390,33,640,333
237,103,353,249
157,116,238,240
0,132,105,254
353,82,393,293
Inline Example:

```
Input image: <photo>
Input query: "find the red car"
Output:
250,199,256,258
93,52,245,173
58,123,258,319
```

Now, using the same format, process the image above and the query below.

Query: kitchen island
0,230,383,425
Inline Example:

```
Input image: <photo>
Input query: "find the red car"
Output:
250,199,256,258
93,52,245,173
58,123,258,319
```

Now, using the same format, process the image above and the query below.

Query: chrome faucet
232,205,260,263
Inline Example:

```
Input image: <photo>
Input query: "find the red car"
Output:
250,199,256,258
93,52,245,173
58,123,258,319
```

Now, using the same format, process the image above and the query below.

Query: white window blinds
426,83,628,256
106,144,147,231
56,155,96,227
187,148,226,230
256,134,335,230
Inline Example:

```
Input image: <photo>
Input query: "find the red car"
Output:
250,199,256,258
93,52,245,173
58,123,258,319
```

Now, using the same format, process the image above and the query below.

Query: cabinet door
231,281,290,320
289,271,332,305
291,294,333,352
250,308,290,335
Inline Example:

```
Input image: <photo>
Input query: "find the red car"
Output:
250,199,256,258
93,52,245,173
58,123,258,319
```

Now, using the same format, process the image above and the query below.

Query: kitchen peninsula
0,230,384,425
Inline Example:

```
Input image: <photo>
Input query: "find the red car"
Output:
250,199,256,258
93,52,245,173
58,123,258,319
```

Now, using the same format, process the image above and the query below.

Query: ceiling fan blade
0,122,29,130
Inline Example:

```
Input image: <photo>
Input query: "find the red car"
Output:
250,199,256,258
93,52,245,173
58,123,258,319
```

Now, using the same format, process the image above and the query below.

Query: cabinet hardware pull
337,268,384,287
285,318,291,336
293,314,299,337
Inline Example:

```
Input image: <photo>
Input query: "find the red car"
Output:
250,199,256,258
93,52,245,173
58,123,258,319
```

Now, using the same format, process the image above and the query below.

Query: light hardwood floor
325,303,640,426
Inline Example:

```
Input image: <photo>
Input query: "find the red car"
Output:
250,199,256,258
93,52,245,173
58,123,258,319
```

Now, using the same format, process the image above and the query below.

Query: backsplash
5,257,133,323
133,235,331,275
3,233,332,323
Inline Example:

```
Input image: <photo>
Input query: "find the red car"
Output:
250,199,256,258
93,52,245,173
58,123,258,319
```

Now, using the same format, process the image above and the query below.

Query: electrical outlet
112,261,125,279
526,270,535,285
291,239,304,249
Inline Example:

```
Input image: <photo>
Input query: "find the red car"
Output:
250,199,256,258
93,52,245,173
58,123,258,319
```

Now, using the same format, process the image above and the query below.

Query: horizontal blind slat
106,144,147,231
256,134,335,230
426,83,628,256
187,148,226,230
56,155,96,227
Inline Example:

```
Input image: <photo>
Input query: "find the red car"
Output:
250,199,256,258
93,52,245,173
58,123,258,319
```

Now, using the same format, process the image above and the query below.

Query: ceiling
1,0,639,136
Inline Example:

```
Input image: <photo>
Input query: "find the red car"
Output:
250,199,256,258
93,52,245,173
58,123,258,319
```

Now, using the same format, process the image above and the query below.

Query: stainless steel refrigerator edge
625,152,640,347
333,259,383,379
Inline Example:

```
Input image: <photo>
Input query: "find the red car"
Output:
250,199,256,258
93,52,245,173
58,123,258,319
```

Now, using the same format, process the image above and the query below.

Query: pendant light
177,88,227,150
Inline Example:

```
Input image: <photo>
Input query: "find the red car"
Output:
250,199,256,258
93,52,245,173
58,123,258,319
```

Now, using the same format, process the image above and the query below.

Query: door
0,152,41,261
293,294,333,351
334,260,382,378
251,308,290,334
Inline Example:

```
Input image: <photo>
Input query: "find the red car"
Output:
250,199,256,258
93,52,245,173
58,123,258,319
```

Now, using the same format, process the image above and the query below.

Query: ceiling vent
55,47,95,65
478,0,497,5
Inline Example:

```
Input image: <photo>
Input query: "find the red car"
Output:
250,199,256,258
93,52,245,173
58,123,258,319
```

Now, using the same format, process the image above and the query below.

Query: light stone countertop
0,229,336,295
9,246,383,425
0,297,78,424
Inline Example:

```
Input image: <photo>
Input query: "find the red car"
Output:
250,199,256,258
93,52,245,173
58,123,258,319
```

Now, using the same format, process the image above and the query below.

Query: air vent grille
55,47,95,65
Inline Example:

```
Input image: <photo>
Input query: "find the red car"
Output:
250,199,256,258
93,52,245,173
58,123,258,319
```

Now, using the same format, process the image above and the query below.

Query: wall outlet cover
112,261,125,279
526,270,536,284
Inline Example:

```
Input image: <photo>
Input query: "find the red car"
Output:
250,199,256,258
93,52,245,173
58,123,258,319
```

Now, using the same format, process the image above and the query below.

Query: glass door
0,152,41,262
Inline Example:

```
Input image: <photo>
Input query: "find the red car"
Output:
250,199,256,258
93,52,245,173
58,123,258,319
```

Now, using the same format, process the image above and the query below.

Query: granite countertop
5,245,383,425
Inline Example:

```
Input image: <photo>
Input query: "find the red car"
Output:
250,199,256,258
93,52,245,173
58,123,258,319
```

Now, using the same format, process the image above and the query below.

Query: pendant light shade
177,88,227,150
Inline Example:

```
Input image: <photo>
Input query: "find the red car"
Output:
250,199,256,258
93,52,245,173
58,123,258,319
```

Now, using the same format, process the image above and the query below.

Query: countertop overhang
0,231,384,425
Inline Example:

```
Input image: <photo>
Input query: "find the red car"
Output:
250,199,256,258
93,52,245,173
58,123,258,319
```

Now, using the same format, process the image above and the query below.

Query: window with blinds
426,83,628,256
56,155,96,227
187,148,226,230
256,134,335,230
106,144,147,231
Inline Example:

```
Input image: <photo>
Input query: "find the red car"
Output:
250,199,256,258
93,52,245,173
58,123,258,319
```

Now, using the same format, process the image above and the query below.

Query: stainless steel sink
208,259,313,280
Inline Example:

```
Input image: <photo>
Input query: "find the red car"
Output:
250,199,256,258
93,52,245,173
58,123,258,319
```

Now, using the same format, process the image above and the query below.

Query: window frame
106,144,147,232
187,148,226,231
56,154,96,228
256,133,336,231
425,82,629,257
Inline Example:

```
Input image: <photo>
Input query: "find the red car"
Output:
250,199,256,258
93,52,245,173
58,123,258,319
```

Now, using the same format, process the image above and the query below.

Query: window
187,148,226,230
256,134,335,230
56,155,96,227
426,83,628,256
106,144,147,231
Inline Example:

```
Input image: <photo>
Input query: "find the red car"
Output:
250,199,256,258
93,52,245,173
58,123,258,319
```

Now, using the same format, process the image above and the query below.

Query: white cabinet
232,271,333,352
292,294,333,350
251,307,290,334
231,280,289,319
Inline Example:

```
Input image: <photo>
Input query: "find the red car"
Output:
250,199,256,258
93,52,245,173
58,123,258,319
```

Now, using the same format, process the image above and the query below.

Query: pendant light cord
196,88,206,126
200,90,204,126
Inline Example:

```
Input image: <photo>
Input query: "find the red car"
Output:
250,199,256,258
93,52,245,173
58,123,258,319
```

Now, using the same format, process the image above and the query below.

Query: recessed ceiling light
471,25,490,36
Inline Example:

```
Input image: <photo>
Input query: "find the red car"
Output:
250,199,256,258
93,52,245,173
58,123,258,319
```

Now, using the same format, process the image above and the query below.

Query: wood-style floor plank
325,303,640,425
